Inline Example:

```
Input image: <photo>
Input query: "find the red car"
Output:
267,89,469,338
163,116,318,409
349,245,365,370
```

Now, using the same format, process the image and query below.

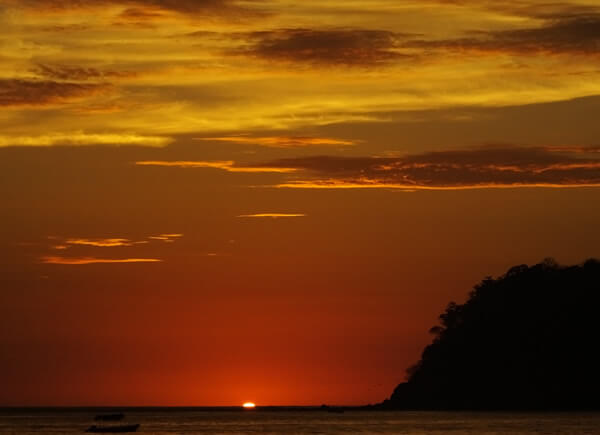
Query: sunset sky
2,0,600,406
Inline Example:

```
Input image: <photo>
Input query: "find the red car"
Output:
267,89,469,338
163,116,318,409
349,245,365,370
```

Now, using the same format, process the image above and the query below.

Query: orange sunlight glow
242,402,256,409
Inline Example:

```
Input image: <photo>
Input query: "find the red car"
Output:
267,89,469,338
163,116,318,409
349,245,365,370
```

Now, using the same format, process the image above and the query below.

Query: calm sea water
1,410,600,434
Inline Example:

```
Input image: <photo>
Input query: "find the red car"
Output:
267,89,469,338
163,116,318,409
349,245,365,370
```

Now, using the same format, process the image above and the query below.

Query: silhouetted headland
380,258,600,410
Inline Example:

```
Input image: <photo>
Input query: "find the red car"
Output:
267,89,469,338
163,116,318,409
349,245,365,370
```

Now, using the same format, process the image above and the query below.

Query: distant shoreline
0,406,354,412
2,406,600,413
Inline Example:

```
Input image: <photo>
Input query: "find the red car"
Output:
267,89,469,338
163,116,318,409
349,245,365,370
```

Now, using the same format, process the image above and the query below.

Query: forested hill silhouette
382,258,600,410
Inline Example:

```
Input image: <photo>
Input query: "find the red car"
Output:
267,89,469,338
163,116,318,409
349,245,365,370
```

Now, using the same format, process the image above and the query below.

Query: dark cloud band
0,79,109,107
4,0,263,18
233,28,413,66
251,146,600,189
406,16,600,56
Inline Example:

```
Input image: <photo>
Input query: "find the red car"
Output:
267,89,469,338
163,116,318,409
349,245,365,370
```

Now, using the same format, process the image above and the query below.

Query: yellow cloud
3,0,600,145
45,234,180,250
65,238,142,247
41,256,162,265
237,213,307,218
135,161,297,173
197,136,356,148
0,132,172,147
148,234,184,242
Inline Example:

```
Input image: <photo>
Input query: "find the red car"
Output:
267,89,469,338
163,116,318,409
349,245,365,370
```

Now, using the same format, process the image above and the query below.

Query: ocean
1,409,600,434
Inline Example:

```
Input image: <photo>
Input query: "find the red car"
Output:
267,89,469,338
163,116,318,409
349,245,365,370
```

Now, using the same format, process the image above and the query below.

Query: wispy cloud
135,160,297,173
45,234,182,250
196,136,356,148
407,15,600,57
65,238,145,247
114,6,168,25
148,233,183,242
0,79,110,108
232,28,412,66
41,256,162,265
0,133,172,147
428,1,600,21
253,146,600,190
274,181,600,190
9,0,264,19
237,213,307,218
32,64,136,81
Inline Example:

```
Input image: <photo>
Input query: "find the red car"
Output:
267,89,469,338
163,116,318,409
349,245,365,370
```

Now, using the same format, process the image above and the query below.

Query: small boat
85,424,140,433
94,414,125,422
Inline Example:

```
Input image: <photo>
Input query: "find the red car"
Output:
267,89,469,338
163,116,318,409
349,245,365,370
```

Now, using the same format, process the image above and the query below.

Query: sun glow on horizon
243,402,256,409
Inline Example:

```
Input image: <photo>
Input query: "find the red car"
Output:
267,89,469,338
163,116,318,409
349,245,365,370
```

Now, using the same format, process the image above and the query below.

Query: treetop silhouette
382,258,600,410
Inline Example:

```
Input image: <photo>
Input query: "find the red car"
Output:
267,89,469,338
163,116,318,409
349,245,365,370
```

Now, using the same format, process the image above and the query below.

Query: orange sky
1,0,600,406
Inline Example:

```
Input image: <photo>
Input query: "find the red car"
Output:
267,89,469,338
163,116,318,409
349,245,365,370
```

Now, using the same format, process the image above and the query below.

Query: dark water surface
1,409,600,434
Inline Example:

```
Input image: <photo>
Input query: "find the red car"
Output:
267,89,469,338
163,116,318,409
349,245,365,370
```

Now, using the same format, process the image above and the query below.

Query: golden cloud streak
197,136,356,148
65,238,139,247
41,256,162,265
148,234,183,242
275,180,600,190
378,162,600,174
45,234,181,250
0,133,173,147
237,213,307,218
135,161,297,173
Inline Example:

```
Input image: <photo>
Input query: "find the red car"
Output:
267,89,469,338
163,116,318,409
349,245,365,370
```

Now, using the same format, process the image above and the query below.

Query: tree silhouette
382,258,600,410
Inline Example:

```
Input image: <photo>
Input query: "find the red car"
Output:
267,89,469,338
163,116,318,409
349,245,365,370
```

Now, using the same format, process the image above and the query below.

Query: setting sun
243,402,256,409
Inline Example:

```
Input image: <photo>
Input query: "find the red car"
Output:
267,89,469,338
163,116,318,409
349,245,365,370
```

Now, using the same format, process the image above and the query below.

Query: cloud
430,0,600,21
69,104,127,115
237,213,306,218
546,145,600,154
41,256,162,265
234,28,412,66
0,133,172,147
148,234,183,242
407,15,600,56
0,79,110,107
47,234,182,248
196,136,356,148
114,6,167,25
252,146,600,190
135,160,297,173
8,0,263,19
65,238,144,247
32,64,136,81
